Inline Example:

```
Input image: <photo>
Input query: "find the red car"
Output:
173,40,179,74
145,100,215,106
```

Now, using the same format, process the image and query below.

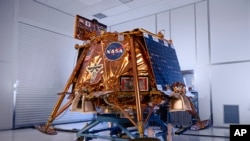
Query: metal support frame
76,114,168,141
145,114,167,141
76,115,137,141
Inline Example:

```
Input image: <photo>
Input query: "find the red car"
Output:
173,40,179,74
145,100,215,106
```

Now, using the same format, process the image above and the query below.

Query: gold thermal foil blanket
74,33,150,94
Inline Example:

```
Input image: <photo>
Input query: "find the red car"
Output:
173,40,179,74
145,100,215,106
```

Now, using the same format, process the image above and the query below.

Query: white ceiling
34,0,204,26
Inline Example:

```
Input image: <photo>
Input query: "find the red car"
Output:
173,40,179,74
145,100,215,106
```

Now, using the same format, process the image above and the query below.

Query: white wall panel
110,22,133,32
19,0,75,37
211,62,250,127
14,22,93,128
210,0,250,63
0,0,15,130
170,5,196,70
0,63,13,129
156,11,170,39
195,1,209,65
194,1,211,121
194,65,211,120
110,15,156,33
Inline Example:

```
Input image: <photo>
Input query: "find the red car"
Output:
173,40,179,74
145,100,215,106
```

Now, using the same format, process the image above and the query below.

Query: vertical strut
130,35,144,138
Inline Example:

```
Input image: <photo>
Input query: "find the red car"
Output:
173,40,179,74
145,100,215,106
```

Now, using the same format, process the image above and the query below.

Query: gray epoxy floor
0,122,230,141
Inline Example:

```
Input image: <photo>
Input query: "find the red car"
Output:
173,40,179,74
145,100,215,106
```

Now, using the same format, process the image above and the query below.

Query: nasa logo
105,42,124,60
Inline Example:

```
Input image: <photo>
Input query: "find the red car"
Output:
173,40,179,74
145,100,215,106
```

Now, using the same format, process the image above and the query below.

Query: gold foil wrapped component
74,32,152,94
70,30,168,124
36,28,186,137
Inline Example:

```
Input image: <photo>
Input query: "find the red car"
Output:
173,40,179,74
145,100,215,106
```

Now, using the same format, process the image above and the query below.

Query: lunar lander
35,15,209,141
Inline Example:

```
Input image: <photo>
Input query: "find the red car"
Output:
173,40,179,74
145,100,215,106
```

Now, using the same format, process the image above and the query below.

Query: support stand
145,114,167,141
76,114,168,141
76,114,137,141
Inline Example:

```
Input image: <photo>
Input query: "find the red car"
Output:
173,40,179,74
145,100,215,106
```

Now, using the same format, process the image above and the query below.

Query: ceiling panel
73,0,121,16
36,0,72,8
78,0,103,6
34,0,204,26
59,1,88,12
102,4,130,16
125,0,162,9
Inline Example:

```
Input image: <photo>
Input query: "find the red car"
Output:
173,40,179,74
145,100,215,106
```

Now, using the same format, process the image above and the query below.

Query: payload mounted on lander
35,15,208,141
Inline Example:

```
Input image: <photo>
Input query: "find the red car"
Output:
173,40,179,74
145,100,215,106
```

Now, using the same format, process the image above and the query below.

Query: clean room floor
0,122,230,141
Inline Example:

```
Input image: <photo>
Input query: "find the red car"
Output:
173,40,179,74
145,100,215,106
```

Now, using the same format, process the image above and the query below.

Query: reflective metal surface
0,122,230,141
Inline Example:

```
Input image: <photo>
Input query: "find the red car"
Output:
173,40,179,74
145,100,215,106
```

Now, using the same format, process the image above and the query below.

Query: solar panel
143,33,184,88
